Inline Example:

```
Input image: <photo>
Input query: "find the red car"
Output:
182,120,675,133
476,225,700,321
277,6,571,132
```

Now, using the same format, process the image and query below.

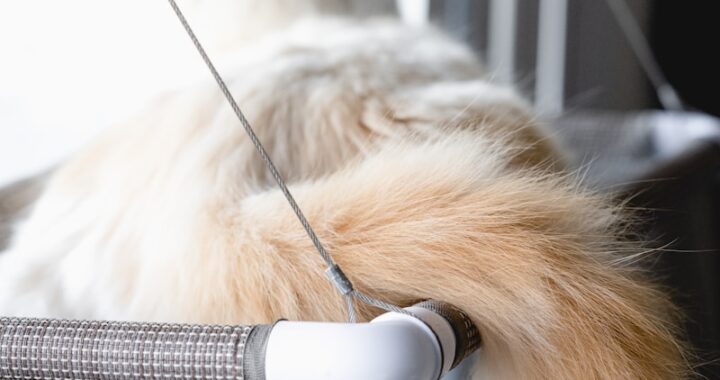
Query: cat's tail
230,131,691,379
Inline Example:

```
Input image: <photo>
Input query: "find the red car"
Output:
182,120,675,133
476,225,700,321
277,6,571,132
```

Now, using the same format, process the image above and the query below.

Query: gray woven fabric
0,317,266,380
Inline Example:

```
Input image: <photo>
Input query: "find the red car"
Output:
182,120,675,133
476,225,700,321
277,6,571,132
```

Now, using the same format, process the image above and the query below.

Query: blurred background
2,0,718,183
1,0,718,377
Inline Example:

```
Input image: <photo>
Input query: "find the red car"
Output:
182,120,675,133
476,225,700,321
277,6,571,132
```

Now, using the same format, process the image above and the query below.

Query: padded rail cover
0,317,272,380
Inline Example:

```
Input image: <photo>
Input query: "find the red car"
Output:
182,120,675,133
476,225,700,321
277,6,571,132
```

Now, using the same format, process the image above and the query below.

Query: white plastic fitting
265,306,464,380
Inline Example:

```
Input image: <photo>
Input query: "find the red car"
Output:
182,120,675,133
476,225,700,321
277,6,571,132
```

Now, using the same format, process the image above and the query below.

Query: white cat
0,1,689,378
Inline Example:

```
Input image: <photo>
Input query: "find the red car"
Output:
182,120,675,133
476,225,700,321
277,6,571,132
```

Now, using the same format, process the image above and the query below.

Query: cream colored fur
0,2,689,378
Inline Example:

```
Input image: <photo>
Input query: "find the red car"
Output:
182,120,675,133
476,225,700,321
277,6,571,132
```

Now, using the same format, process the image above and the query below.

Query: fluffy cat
0,1,689,378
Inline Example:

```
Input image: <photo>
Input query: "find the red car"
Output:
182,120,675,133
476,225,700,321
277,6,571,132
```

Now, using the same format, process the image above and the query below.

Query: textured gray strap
0,317,272,380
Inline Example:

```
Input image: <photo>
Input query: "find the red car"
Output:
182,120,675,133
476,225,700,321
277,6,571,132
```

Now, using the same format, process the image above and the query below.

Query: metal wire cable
604,0,685,111
167,0,408,322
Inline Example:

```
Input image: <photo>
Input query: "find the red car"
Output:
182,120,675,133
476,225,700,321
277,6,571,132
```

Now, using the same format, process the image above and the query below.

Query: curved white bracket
265,306,473,380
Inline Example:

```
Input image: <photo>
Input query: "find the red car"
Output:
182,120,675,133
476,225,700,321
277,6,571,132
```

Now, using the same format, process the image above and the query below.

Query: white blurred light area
0,0,214,186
